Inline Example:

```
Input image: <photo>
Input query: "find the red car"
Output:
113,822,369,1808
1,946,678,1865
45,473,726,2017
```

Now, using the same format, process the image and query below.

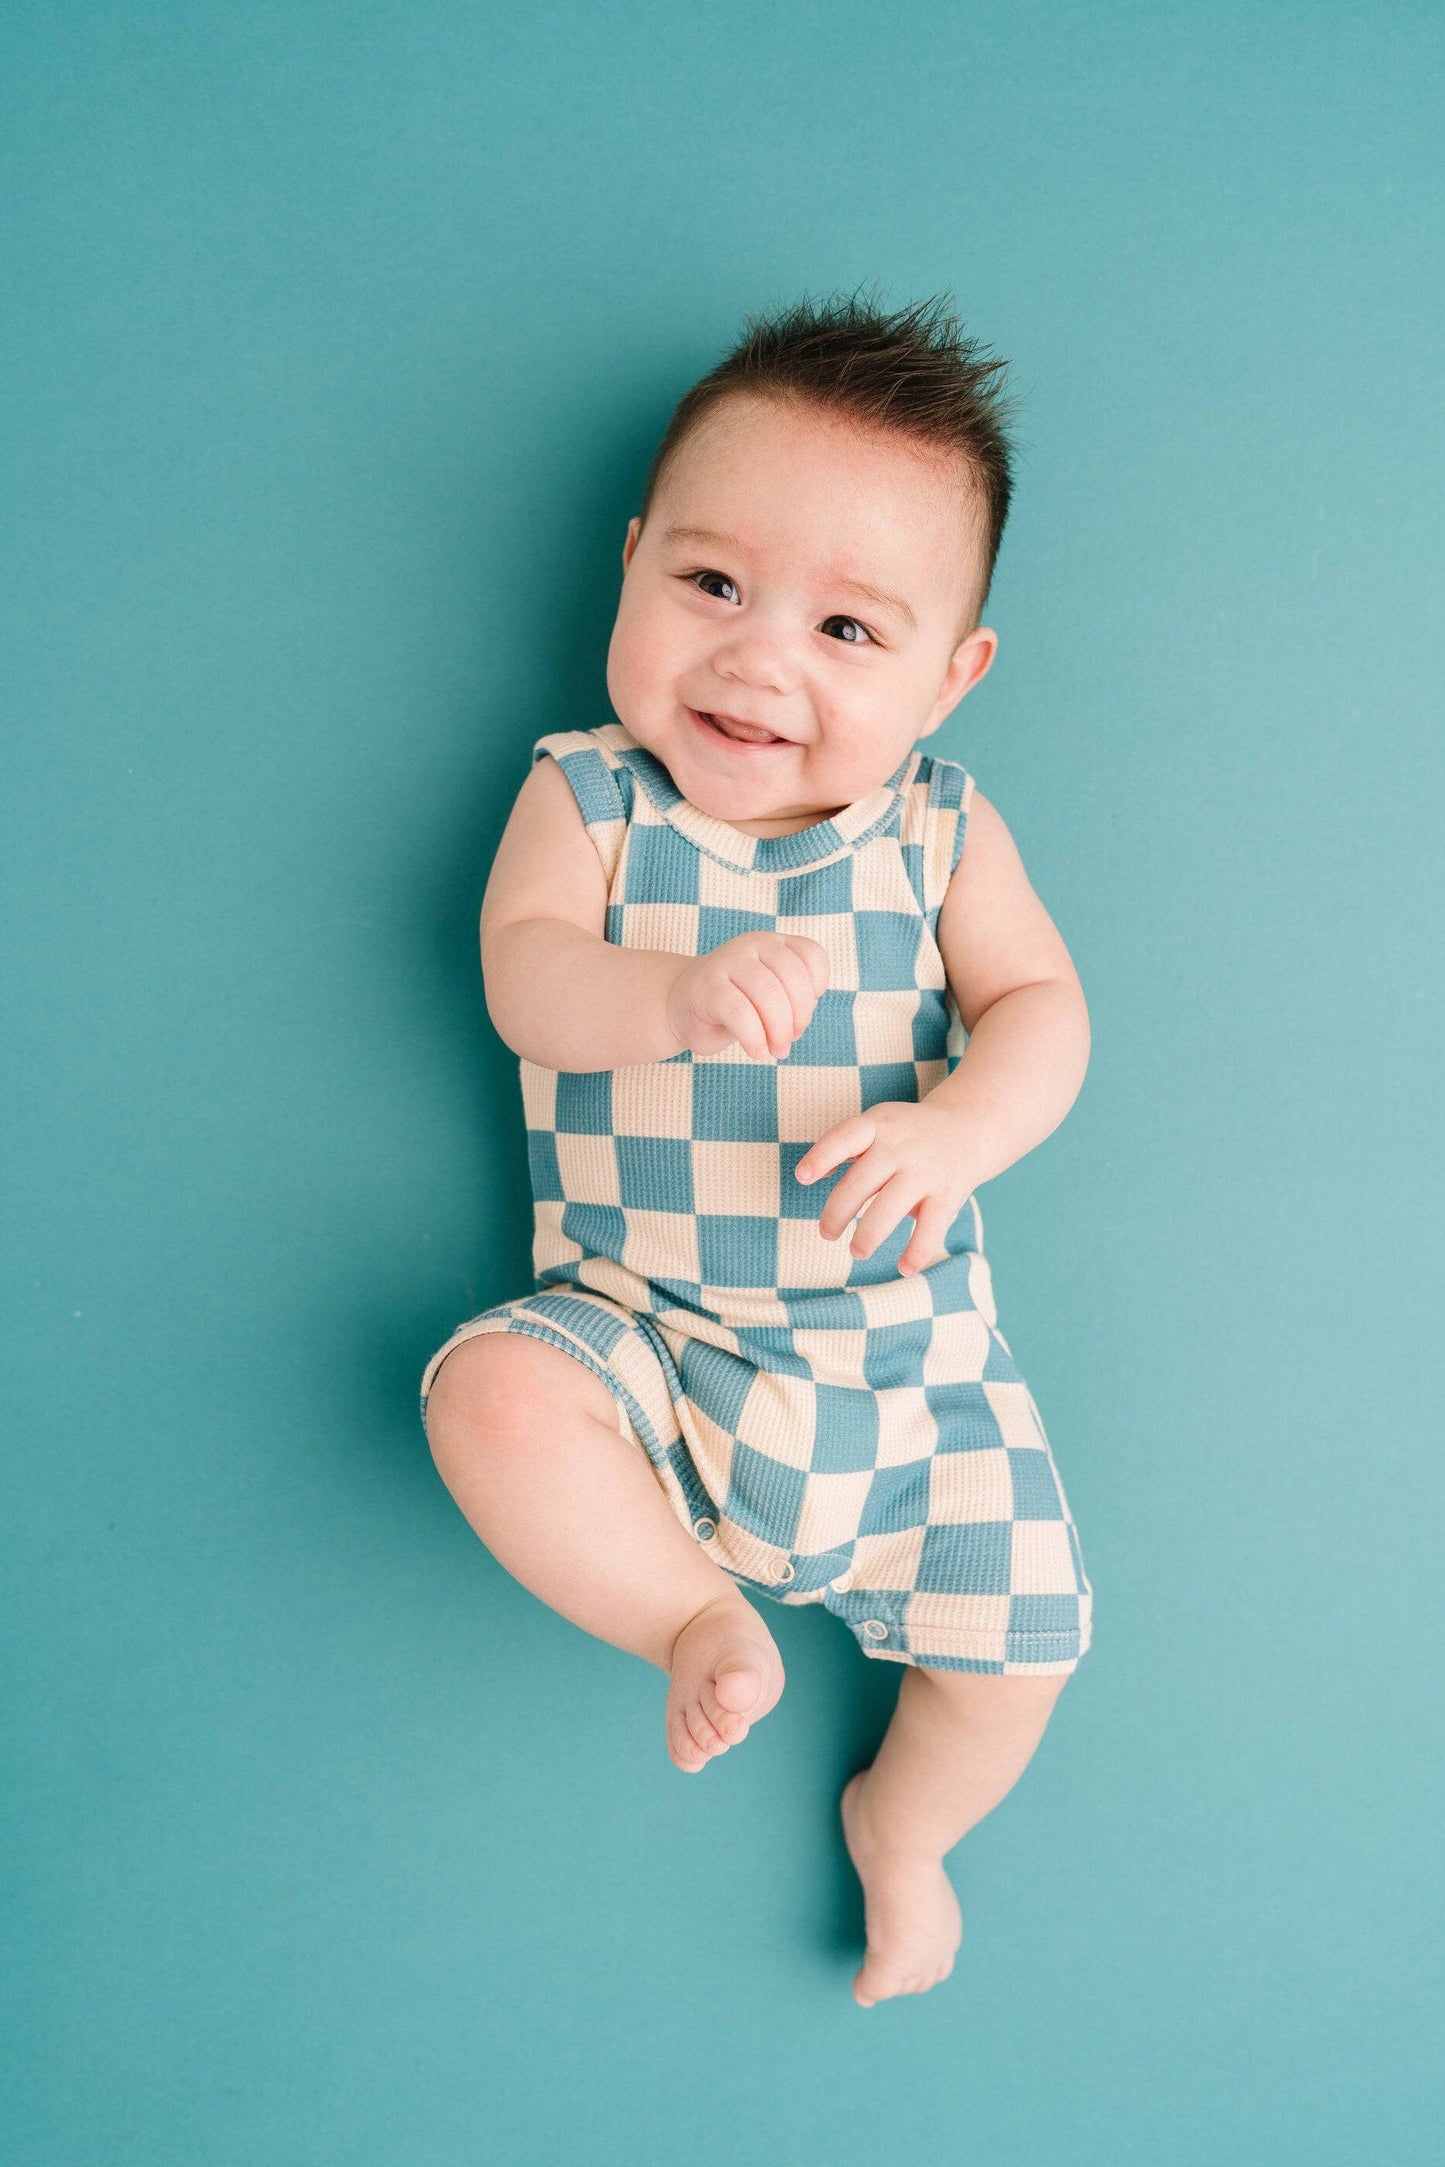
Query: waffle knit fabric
420,724,1093,1673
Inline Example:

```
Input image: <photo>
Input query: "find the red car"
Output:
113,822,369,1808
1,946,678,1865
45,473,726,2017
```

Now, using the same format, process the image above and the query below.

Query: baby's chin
621,707,907,830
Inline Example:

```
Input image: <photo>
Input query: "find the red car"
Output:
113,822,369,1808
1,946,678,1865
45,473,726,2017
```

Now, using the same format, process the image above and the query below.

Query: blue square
982,1331,1025,1384
615,1135,694,1212
735,1325,810,1378
549,745,623,827
526,1130,564,1202
855,911,922,989
911,991,952,1062
925,1255,977,1315
785,989,857,1067
925,1383,1003,1452
917,1520,1014,1594
846,1218,910,1286
624,821,700,904
693,1061,777,1141
858,1459,932,1537
776,856,854,917
678,1337,756,1434
724,1439,805,1547
1009,1592,1080,1637
862,1317,932,1391
559,1202,627,1259
554,1070,612,1135
928,757,968,810
900,839,927,913
1008,1446,1065,1520
779,1141,842,1219
699,906,775,949
697,1214,779,1288
811,1385,879,1472
860,1061,920,1109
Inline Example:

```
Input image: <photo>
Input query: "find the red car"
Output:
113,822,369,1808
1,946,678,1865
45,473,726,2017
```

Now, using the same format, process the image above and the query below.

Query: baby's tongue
712,713,780,744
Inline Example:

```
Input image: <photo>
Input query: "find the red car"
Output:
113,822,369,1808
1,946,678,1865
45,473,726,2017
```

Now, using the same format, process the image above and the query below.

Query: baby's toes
684,1703,726,1759
667,1715,707,1773
700,1683,750,1743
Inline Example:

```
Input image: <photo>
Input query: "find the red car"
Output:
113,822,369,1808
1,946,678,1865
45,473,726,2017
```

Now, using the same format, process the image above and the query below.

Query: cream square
853,988,923,1066
677,1399,737,1496
620,1209,700,1285
983,1380,1050,1454
851,1525,925,1592
698,855,771,913
520,1062,557,1129
611,1061,693,1139
776,1063,861,1143
789,1325,869,1386
552,1131,621,1204
690,1139,780,1217
967,1250,997,1325
531,1199,580,1272
873,1385,940,1467
777,1215,853,1289
920,1311,992,1385
736,1369,815,1471
1009,1518,1077,1594
773,911,859,992
928,1446,1015,1524
795,1469,873,1554
617,901,700,955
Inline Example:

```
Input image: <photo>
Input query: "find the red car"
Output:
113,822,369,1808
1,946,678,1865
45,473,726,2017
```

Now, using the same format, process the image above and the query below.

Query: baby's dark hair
639,289,1020,628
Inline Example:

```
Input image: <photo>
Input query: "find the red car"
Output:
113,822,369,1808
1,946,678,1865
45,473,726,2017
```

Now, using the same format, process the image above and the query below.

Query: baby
420,294,1094,2009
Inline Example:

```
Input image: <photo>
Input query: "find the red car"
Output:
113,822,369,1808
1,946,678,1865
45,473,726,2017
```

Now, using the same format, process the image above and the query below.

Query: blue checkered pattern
420,725,1092,1674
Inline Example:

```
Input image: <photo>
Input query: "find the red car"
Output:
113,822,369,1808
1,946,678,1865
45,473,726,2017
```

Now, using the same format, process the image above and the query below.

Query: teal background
5,3,1442,2160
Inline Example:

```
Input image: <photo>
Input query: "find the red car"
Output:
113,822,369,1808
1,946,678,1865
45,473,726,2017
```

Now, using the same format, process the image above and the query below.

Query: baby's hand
794,1100,979,1275
666,934,829,1061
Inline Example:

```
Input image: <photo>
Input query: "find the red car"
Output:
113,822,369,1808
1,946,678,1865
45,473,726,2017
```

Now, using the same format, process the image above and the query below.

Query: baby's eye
691,569,740,604
820,615,874,645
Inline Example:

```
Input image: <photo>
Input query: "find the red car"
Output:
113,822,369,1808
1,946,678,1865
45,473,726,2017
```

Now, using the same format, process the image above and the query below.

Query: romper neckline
607,725,919,875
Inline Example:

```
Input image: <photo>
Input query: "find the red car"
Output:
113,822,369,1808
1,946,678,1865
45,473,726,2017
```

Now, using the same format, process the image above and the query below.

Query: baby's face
605,394,997,837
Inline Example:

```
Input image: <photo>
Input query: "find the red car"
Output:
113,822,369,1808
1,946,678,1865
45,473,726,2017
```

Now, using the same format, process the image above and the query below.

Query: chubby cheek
607,599,684,725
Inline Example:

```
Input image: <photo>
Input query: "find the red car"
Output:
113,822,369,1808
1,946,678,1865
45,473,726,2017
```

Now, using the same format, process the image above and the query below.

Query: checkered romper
420,723,1093,1674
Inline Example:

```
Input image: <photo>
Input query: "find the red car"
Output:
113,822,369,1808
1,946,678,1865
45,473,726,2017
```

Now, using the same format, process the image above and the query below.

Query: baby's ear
621,516,642,571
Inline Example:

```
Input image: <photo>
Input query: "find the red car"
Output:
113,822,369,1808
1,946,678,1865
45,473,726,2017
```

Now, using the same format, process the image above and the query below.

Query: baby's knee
424,1329,616,1460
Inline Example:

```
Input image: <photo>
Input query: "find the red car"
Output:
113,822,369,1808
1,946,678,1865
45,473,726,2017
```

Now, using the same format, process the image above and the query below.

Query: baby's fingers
709,983,773,1062
726,959,797,1059
848,1172,921,1261
898,1197,954,1276
760,939,823,1041
781,934,830,1000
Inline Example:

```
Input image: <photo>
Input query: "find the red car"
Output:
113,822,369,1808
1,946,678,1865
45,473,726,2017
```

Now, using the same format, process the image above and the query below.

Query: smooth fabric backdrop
4,3,1441,2162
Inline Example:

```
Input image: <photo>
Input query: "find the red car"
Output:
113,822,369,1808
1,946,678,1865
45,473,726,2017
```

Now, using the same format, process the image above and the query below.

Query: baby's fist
666,933,828,1061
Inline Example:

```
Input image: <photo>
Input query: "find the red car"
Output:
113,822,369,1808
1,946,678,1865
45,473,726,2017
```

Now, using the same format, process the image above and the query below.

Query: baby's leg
424,1331,784,1772
841,1669,1069,2007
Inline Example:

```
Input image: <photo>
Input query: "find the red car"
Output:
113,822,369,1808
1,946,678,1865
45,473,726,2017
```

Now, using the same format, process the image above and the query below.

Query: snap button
862,1619,889,1642
775,1559,795,1583
830,1571,854,1592
693,1518,717,1543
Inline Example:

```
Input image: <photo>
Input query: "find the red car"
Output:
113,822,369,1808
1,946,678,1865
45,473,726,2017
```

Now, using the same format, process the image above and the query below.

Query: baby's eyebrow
662,524,917,632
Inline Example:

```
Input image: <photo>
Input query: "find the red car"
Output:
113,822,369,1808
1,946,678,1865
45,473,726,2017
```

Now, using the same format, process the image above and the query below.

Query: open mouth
690,707,790,749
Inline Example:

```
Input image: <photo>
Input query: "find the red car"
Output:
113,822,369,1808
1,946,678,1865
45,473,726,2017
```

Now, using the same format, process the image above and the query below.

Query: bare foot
841,1770,962,2006
665,1595,785,1773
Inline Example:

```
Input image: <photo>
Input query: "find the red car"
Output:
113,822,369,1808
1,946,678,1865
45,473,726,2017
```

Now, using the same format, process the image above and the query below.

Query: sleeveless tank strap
533,730,634,885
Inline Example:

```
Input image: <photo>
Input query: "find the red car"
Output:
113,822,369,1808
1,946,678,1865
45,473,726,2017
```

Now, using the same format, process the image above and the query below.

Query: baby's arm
481,755,828,1071
923,788,1091,1181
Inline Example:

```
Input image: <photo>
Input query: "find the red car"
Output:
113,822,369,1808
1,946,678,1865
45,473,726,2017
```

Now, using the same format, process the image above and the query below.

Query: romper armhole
532,731,631,886
920,755,976,914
